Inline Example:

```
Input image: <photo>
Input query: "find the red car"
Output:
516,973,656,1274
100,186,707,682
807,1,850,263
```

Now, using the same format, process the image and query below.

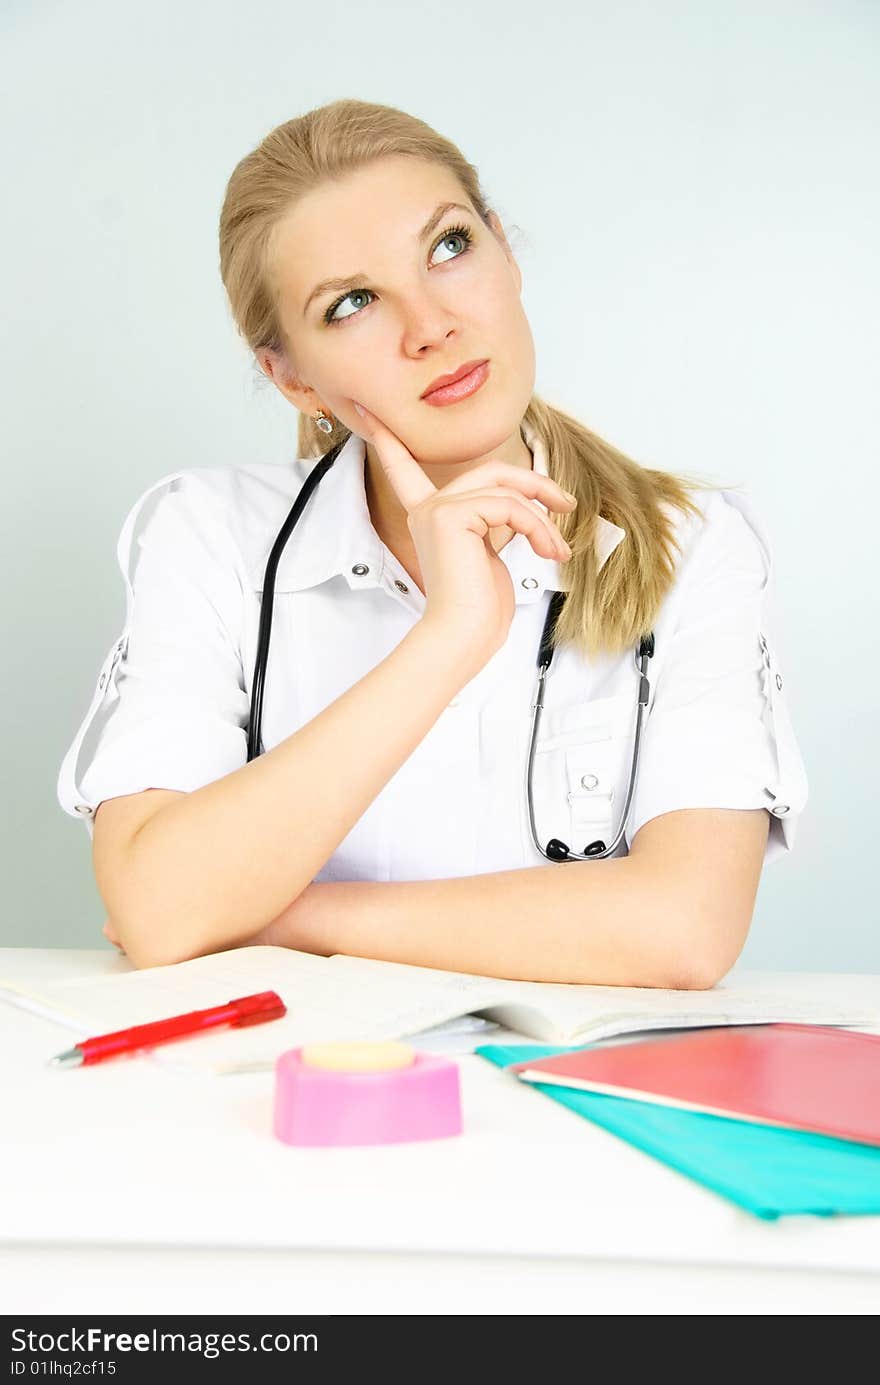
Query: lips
421,359,489,398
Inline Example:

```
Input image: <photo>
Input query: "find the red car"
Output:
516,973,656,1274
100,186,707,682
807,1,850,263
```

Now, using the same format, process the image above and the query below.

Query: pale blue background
3,0,877,967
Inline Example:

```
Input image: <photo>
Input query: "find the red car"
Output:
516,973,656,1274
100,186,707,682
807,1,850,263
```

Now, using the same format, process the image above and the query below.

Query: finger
439,462,578,516
350,402,436,513
431,492,573,561
457,486,573,556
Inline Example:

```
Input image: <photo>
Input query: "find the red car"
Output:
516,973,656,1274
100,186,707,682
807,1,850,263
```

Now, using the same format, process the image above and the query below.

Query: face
262,155,536,477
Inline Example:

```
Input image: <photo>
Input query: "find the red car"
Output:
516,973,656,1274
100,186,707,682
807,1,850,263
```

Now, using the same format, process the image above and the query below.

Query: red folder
508,1023,880,1147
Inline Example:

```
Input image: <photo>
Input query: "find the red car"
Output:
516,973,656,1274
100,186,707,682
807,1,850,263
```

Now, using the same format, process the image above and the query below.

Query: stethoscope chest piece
525,601,654,863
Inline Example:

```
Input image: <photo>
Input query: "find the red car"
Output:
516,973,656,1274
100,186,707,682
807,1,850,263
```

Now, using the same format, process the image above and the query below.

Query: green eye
323,223,475,327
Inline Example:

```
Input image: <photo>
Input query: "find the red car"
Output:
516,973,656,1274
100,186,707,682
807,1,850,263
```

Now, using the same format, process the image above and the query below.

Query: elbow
115,931,178,971
665,915,753,991
128,933,218,971
98,905,186,972
101,916,166,971
110,916,205,972
664,961,726,991
125,941,209,971
113,914,254,971
661,957,731,991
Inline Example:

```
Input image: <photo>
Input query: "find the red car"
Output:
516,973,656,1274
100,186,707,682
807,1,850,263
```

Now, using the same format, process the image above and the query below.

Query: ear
257,347,322,416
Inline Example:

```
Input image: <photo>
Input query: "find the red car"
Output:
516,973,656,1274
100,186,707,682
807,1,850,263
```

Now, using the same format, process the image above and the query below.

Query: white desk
2,950,879,1316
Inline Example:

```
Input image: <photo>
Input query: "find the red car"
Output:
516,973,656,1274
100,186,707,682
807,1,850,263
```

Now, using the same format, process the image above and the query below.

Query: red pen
47,991,287,1068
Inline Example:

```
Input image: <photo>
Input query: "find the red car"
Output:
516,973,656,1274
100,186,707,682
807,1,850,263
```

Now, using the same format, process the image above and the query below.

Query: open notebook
2,947,879,1076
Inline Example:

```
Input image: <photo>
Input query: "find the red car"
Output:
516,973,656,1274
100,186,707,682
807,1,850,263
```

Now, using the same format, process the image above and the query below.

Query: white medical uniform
57,419,808,877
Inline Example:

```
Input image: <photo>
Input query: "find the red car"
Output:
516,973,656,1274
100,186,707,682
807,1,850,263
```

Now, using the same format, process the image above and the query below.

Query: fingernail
563,490,577,503
353,402,365,417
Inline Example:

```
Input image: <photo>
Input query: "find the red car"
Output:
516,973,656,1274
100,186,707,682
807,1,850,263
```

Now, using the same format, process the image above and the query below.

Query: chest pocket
528,689,638,853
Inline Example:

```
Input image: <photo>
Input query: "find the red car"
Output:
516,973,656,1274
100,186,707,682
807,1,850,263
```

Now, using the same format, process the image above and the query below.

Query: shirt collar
261,421,626,601
518,416,627,581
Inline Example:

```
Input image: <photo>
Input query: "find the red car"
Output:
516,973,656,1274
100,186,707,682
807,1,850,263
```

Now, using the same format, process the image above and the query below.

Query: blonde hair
219,98,734,658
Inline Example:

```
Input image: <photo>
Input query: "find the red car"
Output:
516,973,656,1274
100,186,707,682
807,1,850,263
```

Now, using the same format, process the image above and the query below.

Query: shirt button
775,673,783,690
74,804,93,816
771,804,790,816
393,579,409,593
98,673,106,688
351,563,370,576
521,577,539,590
580,774,599,790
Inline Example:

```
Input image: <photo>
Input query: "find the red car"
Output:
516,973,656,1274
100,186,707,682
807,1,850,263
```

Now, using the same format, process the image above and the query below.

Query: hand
349,402,576,670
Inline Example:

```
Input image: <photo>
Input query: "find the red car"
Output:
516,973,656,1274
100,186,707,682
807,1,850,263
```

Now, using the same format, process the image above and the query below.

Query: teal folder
476,1043,880,1221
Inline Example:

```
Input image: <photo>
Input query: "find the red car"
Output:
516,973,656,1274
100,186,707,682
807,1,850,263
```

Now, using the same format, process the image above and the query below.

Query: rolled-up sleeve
57,471,250,843
624,491,808,866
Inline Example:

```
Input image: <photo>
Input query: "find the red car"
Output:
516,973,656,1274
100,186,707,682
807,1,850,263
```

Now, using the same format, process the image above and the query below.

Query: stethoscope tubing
525,592,653,862
247,441,346,761
248,439,654,862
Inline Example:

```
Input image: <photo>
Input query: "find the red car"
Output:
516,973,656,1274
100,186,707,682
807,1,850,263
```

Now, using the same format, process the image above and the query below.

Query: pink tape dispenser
273,1041,463,1147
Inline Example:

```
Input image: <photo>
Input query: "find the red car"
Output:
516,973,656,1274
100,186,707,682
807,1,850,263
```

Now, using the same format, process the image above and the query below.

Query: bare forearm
116,622,472,969
261,856,699,988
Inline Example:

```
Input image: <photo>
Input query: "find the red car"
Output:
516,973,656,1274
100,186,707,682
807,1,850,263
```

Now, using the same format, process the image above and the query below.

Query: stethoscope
247,438,655,863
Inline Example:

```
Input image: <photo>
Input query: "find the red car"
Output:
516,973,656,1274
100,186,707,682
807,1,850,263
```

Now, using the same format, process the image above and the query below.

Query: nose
402,299,459,355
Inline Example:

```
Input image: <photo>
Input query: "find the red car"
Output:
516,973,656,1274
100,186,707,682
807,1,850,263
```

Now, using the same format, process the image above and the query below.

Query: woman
58,99,808,981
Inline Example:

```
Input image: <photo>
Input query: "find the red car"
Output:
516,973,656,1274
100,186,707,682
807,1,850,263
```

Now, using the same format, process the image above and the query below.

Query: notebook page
473,968,880,1044
14,946,515,1073
6,946,878,1074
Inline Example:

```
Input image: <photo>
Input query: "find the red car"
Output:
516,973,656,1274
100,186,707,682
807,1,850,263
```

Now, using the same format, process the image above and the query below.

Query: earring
315,409,334,434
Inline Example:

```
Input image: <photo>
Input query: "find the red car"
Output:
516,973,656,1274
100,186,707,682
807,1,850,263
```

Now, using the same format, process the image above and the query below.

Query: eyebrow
302,201,475,317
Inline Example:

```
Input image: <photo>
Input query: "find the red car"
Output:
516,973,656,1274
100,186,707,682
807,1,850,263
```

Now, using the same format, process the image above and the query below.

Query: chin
417,416,515,464
419,384,530,450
